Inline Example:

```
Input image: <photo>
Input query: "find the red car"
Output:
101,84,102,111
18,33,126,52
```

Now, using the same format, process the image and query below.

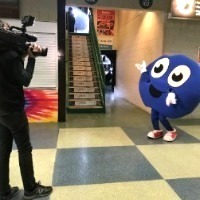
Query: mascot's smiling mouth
149,84,163,98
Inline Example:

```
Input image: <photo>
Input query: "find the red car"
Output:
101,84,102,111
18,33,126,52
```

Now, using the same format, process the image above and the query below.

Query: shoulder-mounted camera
0,15,48,57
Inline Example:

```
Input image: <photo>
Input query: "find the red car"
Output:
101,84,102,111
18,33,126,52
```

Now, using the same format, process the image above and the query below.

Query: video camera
0,15,48,56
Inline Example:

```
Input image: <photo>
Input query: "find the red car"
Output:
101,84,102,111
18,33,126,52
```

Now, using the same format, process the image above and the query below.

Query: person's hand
166,92,177,106
3,22,10,30
135,60,147,73
28,43,42,58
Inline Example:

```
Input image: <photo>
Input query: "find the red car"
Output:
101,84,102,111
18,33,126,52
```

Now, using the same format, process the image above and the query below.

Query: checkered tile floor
10,95,200,200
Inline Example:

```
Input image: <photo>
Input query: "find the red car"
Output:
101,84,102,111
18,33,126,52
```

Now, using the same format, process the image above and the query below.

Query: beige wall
115,10,165,113
66,0,171,12
164,16,200,62
163,17,200,119
19,0,57,22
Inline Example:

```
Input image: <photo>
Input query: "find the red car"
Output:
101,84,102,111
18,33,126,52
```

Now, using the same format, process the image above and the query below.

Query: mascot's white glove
135,60,147,73
166,92,177,106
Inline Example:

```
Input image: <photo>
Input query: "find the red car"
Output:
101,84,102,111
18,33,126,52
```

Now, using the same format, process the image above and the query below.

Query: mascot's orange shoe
147,130,163,139
163,129,177,142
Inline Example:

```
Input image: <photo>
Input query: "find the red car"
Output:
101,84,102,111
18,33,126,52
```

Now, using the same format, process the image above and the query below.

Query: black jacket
0,49,35,115
66,11,75,32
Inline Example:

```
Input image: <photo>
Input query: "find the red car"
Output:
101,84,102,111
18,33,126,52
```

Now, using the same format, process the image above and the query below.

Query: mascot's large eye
168,65,191,87
151,58,169,78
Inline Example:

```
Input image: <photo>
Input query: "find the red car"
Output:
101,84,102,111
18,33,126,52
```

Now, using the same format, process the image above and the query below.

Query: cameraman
0,20,52,200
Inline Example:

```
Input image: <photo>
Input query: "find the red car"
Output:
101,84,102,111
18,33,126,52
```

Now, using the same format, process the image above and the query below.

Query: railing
65,31,70,109
88,9,106,111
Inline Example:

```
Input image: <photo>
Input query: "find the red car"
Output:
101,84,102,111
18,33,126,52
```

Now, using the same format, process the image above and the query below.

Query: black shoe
24,182,53,200
0,187,19,200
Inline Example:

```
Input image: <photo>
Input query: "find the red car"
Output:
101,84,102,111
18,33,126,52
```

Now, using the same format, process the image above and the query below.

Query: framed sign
97,10,115,36
139,0,153,9
85,0,98,5
98,37,113,50
171,0,200,19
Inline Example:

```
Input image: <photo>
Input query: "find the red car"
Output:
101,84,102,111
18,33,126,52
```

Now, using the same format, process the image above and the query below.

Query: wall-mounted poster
97,9,115,36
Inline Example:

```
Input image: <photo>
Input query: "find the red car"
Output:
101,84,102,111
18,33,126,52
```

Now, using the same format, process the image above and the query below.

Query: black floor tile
167,178,200,200
53,146,162,186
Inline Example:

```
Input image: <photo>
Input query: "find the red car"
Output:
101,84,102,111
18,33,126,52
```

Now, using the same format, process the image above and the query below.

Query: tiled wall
115,10,164,113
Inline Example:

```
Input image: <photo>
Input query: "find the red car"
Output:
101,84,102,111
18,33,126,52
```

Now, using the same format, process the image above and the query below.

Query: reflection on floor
11,90,200,200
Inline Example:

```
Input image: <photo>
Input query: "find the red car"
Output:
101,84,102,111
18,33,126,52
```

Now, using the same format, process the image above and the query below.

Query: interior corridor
10,90,200,200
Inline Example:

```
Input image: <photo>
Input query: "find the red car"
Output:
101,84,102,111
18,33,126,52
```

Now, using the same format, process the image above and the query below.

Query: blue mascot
136,54,200,141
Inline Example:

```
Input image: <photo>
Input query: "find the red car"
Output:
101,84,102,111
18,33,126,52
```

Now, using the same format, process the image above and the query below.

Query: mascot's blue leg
159,113,177,142
159,113,173,131
147,109,177,141
147,109,164,139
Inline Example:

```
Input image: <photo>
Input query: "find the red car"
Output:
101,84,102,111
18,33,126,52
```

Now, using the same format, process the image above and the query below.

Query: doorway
101,50,117,92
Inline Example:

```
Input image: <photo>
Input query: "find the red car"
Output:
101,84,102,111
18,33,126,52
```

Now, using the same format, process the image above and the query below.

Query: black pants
0,111,35,194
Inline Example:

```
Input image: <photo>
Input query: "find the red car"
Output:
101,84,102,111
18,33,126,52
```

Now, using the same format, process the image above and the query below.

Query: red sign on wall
97,9,115,36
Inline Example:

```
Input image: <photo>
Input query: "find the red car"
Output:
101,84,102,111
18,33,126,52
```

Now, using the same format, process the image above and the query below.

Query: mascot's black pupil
172,73,183,82
155,64,163,73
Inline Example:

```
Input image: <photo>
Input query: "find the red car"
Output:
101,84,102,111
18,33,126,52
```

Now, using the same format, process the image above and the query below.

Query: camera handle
9,26,26,34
